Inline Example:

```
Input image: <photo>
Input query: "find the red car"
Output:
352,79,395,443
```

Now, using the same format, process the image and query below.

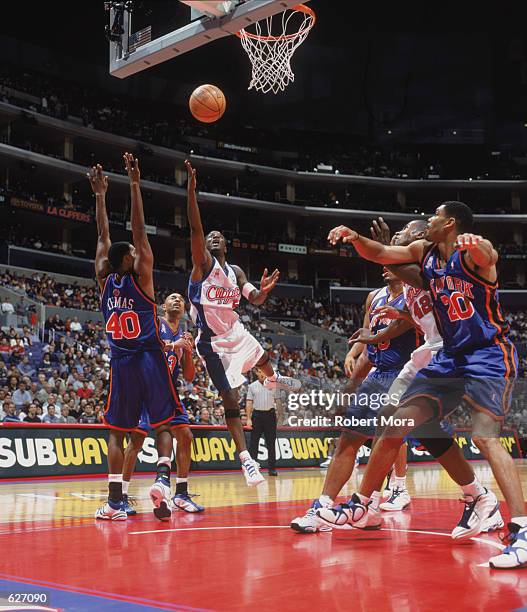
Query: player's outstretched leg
95,430,128,521
121,432,147,516
149,424,174,521
222,388,265,486
255,353,301,392
172,426,204,512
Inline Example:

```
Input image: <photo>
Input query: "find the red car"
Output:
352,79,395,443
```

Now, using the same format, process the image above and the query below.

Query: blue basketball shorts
343,369,401,438
103,350,185,431
134,401,190,436
398,341,518,421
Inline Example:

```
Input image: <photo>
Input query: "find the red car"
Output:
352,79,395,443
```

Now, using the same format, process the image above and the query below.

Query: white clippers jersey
403,283,442,344
188,257,241,337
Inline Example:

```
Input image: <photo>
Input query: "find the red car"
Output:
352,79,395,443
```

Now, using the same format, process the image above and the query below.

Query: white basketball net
238,5,315,95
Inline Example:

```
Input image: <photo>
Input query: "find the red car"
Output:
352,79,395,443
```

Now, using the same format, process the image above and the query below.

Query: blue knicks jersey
158,318,183,385
101,273,161,358
422,246,510,354
368,287,420,371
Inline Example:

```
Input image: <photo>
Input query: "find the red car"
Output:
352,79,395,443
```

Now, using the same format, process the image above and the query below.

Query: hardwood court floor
0,461,526,612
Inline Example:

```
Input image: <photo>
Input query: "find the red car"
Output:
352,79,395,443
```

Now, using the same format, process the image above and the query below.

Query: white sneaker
290,499,333,534
320,457,332,469
264,375,301,392
482,506,504,533
95,502,127,521
489,522,527,569
451,488,500,540
149,479,172,521
316,494,382,531
379,487,411,512
242,459,265,486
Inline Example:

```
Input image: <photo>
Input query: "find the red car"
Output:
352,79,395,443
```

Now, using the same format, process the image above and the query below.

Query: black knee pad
418,436,454,459
224,409,241,419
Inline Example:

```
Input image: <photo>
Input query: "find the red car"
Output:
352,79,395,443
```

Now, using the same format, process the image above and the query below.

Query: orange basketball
189,84,226,123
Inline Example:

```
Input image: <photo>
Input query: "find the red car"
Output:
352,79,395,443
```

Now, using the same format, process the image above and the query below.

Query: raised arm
123,152,155,297
328,225,427,265
231,265,280,307
384,263,424,290
185,160,213,282
455,233,498,283
88,164,111,290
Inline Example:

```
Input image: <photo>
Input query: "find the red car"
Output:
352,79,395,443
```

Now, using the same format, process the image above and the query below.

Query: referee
246,368,281,476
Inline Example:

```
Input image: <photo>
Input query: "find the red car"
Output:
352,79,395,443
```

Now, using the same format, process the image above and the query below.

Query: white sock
176,477,188,484
318,494,333,508
239,450,251,463
394,476,406,490
122,480,130,494
370,491,381,510
108,474,122,483
357,493,371,505
511,516,527,527
461,478,485,498
157,456,171,467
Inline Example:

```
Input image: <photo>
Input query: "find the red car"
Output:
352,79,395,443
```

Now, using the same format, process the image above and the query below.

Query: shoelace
388,487,403,502
123,495,137,507
499,524,520,551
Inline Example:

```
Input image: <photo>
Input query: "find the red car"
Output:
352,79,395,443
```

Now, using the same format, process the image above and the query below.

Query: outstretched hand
185,159,197,192
372,305,404,320
370,217,390,245
328,225,359,245
348,327,377,345
124,152,140,184
454,233,484,251
260,268,280,294
87,164,108,196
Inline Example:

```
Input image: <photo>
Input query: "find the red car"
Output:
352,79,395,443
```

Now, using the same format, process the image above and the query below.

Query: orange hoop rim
235,4,316,42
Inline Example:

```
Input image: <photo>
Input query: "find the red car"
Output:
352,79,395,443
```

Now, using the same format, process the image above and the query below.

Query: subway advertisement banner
0,425,521,478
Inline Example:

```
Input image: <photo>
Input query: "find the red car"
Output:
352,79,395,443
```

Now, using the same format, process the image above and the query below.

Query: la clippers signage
0,425,520,478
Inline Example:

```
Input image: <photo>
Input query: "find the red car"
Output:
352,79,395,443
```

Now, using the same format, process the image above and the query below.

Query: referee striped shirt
246,381,278,412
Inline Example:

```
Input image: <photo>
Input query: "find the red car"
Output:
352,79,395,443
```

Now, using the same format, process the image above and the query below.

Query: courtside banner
0,425,520,478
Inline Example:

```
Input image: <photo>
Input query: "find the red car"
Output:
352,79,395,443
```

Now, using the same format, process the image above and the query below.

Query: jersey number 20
106,311,141,340
440,292,475,322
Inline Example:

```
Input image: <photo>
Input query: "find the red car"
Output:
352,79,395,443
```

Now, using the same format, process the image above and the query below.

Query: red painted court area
0,488,524,612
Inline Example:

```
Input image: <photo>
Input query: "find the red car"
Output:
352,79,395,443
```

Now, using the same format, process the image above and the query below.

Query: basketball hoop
236,4,316,94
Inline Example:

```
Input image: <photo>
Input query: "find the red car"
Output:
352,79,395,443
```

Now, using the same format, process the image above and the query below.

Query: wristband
242,282,257,299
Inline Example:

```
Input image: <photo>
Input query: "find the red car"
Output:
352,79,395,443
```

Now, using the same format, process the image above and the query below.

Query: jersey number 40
105,311,141,340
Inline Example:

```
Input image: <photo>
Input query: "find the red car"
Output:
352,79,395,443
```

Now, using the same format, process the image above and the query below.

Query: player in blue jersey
121,292,204,514
89,155,183,522
291,269,420,533
185,160,300,486
327,201,526,569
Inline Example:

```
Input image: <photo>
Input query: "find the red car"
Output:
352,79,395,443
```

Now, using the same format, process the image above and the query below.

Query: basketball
189,84,226,123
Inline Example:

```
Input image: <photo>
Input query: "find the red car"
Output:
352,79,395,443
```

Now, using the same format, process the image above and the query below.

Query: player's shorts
134,402,190,436
343,369,401,438
196,320,264,392
104,350,184,431
398,341,518,421
388,338,443,400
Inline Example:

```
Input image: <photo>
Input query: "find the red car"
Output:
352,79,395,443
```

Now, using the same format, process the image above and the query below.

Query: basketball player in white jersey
185,160,301,486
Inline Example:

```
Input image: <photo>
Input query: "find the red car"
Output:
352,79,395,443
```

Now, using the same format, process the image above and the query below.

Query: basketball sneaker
481,505,504,533
451,488,500,540
379,486,411,512
172,492,205,513
316,494,382,530
319,456,332,468
264,374,301,392
120,494,137,516
95,502,127,521
489,522,527,569
149,478,172,521
242,459,265,486
290,499,333,534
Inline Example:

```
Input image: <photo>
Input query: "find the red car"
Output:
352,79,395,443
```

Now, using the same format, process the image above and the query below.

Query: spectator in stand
211,406,224,426
17,356,35,378
13,381,31,413
2,401,19,422
79,403,97,424
58,406,77,423
77,381,94,400
70,317,83,332
23,403,41,423
39,353,53,376
1,297,14,314
199,408,211,425
0,337,12,358
42,404,59,423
